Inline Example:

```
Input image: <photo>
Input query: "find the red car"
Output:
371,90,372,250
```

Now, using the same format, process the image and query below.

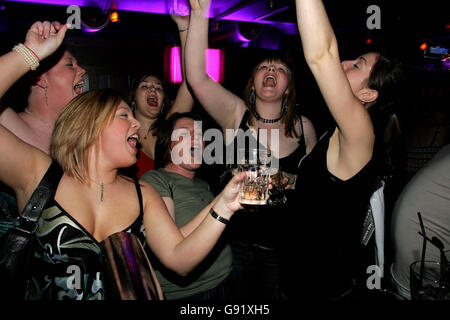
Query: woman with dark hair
276,0,406,299
141,112,233,300
0,22,246,300
186,0,317,300
128,13,194,178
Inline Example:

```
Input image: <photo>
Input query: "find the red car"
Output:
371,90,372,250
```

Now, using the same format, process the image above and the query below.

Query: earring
249,88,256,106
44,87,49,107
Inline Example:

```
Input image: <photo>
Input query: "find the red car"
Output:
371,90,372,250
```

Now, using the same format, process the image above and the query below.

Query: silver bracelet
210,207,230,225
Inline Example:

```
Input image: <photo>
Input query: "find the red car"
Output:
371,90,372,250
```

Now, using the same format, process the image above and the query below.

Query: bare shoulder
139,179,166,206
300,115,316,130
0,107,28,133
229,99,247,131
299,115,318,153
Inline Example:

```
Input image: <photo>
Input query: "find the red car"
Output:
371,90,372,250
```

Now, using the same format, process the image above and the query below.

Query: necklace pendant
100,183,104,202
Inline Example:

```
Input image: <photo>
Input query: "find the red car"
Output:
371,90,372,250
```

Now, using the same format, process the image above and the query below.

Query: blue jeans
229,241,283,300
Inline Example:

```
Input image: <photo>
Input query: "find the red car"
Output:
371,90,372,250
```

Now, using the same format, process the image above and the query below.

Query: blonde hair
50,89,123,183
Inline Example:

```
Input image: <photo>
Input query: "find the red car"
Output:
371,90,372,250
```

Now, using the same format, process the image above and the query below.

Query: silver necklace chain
24,108,51,128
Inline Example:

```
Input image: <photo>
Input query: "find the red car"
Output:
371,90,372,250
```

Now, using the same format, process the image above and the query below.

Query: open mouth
263,75,277,87
190,145,201,157
73,81,84,95
127,133,139,151
147,96,158,107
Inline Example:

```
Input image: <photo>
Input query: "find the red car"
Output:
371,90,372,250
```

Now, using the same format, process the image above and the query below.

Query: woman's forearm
0,51,31,99
295,0,338,64
185,7,210,86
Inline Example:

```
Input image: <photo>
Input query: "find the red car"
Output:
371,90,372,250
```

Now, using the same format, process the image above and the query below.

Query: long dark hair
243,54,299,138
127,73,171,137
367,51,406,177
155,112,203,169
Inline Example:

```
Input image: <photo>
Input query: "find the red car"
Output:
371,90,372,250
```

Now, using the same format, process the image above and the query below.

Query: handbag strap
12,160,63,237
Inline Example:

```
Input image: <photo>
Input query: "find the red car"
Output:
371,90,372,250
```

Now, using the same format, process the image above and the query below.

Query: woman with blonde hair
0,21,246,300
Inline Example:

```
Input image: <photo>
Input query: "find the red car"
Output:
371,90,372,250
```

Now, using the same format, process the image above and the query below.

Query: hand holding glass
237,148,271,205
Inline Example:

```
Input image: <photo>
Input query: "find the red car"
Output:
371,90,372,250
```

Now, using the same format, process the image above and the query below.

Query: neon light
206,48,223,83
170,47,223,84
170,46,182,83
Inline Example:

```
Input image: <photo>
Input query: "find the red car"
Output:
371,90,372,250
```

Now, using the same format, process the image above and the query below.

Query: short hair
50,89,123,183
154,112,202,169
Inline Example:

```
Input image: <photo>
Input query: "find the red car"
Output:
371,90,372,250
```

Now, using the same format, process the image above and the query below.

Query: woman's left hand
170,3,190,30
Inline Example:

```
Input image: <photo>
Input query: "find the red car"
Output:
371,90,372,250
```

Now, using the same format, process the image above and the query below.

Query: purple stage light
170,46,224,83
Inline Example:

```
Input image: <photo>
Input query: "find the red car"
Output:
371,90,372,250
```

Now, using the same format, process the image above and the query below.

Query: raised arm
186,0,245,131
0,21,67,207
142,173,243,275
166,13,194,117
295,1,374,159
0,124,51,211
0,21,68,99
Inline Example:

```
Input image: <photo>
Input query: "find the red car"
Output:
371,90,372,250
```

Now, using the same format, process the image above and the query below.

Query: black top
279,128,376,299
26,178,145,300
225,111,307,248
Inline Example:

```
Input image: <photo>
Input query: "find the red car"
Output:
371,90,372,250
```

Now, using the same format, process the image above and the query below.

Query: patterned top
25,180,145,300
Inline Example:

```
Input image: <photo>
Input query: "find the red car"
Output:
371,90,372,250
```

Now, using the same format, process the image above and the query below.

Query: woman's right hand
212,172,245,218
24,21,68,61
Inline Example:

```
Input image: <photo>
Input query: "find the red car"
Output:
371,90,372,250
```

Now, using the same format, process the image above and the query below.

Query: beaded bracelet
179,28,189,32
12,43,40,71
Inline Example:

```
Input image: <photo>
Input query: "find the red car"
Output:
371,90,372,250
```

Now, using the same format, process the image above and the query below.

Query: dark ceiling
1,0,448,47
0,0,447,133
0,0,448,75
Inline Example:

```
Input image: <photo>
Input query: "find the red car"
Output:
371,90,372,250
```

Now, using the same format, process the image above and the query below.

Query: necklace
24,108,52,128
140,126,152,140
253,109,285,124
90,177,118,202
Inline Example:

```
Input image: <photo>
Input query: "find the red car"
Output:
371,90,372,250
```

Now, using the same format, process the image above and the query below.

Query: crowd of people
0,0,447,301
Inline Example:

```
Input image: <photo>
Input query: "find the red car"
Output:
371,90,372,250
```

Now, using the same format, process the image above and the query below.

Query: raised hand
23,21,68,61
189,0,211,13
171,13,190,31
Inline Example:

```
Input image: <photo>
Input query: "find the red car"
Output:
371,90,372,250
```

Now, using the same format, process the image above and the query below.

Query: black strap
298,115,306,148
133,179,144,219
10,160,63,241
